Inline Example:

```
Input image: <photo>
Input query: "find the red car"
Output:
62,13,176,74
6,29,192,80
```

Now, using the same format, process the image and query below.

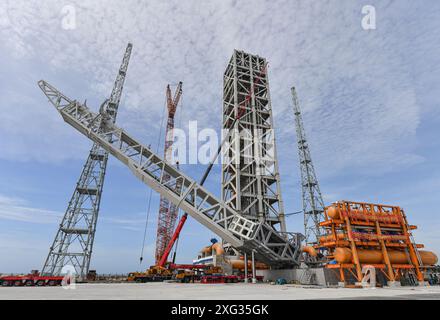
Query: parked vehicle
0,271,66,287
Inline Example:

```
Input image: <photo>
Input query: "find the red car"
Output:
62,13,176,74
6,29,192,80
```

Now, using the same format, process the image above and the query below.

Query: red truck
0,271,66,287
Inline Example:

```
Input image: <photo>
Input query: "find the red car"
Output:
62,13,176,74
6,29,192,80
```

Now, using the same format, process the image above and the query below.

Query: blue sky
1,0,440,273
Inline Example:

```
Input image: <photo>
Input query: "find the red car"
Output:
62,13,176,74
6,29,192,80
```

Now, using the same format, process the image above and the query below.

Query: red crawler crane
154,82,183,264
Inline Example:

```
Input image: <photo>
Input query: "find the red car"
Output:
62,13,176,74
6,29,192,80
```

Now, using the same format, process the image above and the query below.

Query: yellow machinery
127,266,173,283
174,270,196,283
128,265,223,283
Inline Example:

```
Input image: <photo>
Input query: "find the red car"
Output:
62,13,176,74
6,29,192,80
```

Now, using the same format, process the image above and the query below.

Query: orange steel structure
319,200,437,286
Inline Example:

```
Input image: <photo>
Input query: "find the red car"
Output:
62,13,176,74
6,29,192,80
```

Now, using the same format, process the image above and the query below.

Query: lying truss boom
39,81,302,267
40,44,132,278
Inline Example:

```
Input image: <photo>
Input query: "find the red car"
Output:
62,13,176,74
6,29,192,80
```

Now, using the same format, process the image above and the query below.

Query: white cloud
0,0,433,179
0,192,151,230
0,194,61,224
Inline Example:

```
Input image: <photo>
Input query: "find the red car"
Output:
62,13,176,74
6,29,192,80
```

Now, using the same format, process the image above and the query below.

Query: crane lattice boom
155,82,183,264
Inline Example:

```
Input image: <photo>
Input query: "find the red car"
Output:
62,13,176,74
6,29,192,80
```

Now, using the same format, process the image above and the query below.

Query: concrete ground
1,282,440,300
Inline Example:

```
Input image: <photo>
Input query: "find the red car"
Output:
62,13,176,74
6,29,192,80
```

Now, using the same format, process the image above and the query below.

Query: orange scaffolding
319,200,432,286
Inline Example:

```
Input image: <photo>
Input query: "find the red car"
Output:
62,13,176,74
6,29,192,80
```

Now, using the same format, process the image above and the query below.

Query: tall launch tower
222,50,286,233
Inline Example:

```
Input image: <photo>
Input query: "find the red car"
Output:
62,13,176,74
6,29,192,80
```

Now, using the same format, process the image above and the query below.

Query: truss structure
40,44,132,278
291,87,325,245
222,50,287,233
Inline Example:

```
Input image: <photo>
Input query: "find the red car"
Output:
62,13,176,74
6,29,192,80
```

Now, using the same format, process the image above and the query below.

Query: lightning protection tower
41,43,133,279
222,50,287,234
291,86,325,246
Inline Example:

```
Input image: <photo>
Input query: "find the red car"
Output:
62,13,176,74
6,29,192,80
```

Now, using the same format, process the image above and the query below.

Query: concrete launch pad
1,283,440,300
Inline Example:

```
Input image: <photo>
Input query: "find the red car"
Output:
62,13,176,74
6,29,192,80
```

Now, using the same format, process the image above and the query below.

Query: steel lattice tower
154,82,182,264
41,43,133,278
291,87,325,245
222,50,286,232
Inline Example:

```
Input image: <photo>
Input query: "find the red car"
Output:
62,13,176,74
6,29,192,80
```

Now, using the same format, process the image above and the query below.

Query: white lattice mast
154,82,182,264
222,50,287,232
40,43,133,278
291,86,325,246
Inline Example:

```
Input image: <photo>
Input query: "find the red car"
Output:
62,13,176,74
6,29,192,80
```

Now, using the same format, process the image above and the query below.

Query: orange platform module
319,200,438,286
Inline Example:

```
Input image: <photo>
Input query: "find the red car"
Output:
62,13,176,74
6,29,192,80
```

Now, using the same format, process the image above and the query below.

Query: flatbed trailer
0,274,66,287
131,274,173,283
201,274,239,284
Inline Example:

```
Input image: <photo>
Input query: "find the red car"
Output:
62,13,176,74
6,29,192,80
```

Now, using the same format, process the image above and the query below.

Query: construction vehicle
0,270,66,287
127,266,173,283
174,270,198,283
172,264,224,283
128,211,191,282
173,265,241,284
131,190,237,284
127,264,219,283
201,274,239,284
